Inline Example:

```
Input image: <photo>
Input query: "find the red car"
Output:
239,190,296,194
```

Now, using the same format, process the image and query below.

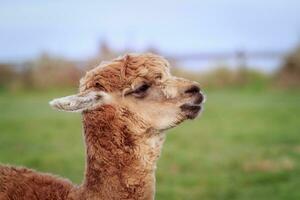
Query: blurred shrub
0,63,19,90
201,67,238,87
276,46,300,88
25,54,83,89
203,67,268,89
0,54,84,91
172,66,269,90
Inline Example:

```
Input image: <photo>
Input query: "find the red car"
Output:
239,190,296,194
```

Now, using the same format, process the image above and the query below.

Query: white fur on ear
49,91,111,112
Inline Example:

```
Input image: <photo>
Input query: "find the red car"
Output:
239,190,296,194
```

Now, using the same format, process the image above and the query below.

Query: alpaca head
50,53,205,131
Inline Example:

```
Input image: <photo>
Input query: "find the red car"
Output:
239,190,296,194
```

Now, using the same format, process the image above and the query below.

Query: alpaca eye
131,84,150,98
155,74,162,80
134,84,150,93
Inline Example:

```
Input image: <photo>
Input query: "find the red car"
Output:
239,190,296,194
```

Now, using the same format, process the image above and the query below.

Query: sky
0,0,300,71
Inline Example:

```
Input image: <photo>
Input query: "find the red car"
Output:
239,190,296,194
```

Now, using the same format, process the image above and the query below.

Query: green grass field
0,88,300,200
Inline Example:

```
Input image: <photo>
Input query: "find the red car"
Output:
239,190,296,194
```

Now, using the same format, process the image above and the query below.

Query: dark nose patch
185,85,200,94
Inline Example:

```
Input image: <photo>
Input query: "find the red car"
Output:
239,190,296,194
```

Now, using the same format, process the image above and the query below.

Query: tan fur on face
79,53,199,130
0,53,202,200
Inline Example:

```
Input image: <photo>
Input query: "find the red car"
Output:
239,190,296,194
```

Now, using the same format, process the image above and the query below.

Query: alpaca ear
49,91,111,112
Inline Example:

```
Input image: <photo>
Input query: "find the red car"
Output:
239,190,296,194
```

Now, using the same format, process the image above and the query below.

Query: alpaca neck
80,105,165,200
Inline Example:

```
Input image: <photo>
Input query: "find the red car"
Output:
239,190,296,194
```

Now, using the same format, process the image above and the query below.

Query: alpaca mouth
180,92,205,119
180,103,202,119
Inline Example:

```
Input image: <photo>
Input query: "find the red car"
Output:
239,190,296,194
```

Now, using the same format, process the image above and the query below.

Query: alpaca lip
180,103,202,119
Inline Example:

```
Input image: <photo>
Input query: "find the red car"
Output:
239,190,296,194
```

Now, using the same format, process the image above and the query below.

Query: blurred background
1,0,300,199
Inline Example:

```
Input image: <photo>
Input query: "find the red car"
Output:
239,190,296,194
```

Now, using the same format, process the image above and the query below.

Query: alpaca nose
185,85,200,94
184,85,204,104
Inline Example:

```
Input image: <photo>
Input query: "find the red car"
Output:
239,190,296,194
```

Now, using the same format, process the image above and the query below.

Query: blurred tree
20,63,34,89
0,63,18,90
277,46,300,87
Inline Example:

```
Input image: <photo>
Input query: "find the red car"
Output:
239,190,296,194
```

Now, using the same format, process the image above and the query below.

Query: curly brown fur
0,165,72,200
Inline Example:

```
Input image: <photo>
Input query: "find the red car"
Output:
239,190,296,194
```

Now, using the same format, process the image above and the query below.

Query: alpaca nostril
185,85,200,94
194,92,204,104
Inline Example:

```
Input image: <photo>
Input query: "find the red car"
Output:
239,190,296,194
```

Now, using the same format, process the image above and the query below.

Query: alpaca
0,53,205,200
